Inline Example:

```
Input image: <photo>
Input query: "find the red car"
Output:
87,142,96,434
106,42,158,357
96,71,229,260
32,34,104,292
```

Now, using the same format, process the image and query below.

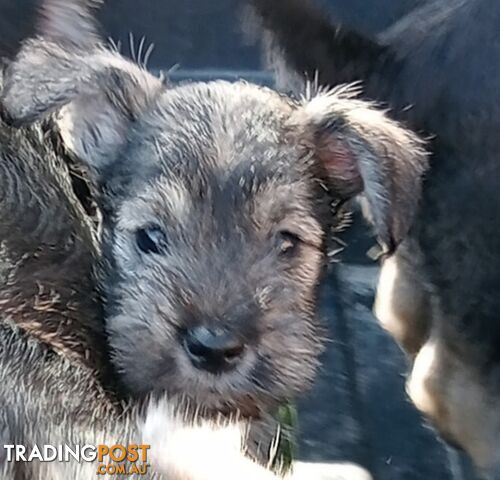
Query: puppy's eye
276,230,301,256
135,226,166,255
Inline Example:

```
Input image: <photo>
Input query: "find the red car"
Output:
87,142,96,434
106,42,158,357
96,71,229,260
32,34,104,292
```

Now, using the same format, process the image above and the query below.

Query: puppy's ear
0,0,163,176
289,86,428,252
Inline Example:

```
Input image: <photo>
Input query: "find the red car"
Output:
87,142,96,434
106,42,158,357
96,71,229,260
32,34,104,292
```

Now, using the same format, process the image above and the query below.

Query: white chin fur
139,397,280,480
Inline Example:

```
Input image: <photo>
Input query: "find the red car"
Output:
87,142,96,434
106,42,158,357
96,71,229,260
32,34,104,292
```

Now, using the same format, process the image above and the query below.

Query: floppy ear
0,0,164,176
288,86,428,252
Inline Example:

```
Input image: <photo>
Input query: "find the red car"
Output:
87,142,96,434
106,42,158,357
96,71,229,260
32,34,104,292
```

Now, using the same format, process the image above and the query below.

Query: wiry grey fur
243,0,500,475
1,0,426,438
0,65,288,480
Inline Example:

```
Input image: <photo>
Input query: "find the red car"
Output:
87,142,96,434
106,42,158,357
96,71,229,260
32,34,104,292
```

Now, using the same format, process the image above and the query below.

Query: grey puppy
1,0,426,423
0,60,284,480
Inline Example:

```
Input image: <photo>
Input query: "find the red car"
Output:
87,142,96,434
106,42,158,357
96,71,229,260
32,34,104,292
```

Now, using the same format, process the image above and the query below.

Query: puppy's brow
117,176,190,229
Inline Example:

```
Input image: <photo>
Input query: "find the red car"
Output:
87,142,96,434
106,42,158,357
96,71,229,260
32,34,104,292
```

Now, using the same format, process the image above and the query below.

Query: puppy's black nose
183,327,245,374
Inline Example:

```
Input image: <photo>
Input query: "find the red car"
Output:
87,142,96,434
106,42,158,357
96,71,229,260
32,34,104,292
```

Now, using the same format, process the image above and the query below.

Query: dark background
0,1,480,479
0,0,423,70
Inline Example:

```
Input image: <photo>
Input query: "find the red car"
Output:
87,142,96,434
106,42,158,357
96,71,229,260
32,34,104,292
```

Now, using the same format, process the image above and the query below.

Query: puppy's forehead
143,81,298,175
115,81,321,230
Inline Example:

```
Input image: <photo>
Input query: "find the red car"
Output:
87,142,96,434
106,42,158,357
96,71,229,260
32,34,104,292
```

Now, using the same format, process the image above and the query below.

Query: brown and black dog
245,0,500,475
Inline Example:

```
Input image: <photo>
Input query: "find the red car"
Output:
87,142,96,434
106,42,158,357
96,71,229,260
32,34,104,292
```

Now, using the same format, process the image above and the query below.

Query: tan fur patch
374,252,431,355
407,337,500,473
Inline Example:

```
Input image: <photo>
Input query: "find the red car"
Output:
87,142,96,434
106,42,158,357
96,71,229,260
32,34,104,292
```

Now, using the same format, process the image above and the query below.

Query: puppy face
100,83,329,414
0,0,427,417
